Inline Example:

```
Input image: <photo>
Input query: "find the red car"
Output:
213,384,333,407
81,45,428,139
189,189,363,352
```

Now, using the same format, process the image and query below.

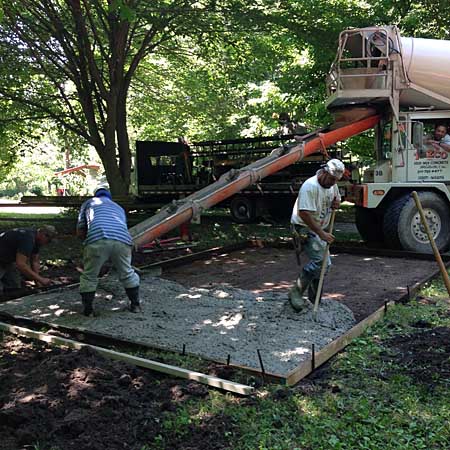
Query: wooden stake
412,191,450,300
0,321,254,396
313,209,337,319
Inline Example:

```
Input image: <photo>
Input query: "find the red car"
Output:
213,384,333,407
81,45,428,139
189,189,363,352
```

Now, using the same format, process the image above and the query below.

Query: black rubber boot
288,271,313,312
81,292,95,317
125,286,141,313
308,279,323,305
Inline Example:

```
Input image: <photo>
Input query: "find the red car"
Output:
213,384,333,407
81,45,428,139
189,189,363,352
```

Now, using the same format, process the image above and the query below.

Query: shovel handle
412,191,450,300
313,209,336,317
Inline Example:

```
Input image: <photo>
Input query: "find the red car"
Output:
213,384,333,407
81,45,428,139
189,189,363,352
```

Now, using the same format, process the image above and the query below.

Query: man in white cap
289,158,345,312
76,187,140,316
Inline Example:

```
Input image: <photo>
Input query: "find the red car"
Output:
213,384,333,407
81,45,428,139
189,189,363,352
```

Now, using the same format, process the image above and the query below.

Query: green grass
0,208,78,219
186,206,359,249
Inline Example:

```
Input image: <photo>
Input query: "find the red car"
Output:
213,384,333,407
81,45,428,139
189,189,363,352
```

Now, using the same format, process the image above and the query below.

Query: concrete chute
130,115,380,249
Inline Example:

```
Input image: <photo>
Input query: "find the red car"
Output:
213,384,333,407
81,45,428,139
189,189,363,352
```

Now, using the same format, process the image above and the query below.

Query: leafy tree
0,0,260,195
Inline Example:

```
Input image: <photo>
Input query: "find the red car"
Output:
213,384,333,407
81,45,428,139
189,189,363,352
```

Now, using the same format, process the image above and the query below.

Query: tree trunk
116,89,131,188
99,144,129,196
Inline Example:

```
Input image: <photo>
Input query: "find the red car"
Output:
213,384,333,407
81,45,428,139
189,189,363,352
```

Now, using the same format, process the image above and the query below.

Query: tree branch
0,87,90,141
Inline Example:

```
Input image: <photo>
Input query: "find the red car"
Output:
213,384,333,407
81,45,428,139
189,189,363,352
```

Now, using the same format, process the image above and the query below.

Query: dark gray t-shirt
0,228,39,265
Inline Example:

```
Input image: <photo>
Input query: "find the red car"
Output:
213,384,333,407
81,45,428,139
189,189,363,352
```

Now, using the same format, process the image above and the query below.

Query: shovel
313,209,336,320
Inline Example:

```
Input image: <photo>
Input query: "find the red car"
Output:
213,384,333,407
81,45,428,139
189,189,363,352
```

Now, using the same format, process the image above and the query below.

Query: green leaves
109,0,137,22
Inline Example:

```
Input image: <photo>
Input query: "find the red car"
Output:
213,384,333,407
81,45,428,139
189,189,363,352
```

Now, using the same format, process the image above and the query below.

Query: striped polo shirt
77,197,132,245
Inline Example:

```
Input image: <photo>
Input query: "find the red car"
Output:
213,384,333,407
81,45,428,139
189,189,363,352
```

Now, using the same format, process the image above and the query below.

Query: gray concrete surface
0,275,355,376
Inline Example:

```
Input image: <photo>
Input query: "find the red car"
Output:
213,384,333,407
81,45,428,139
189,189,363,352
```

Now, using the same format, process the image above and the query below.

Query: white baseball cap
323,159,345,180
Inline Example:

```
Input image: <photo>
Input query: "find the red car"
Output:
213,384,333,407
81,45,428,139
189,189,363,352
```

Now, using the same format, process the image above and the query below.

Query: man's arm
424,135,450,151
299,210,335,244
15,253,53,286
31,253,40,274
439,134,450,152
76,201,88,239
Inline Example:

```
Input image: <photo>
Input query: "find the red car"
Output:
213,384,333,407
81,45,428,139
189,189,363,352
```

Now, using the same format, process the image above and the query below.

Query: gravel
0,275,355,376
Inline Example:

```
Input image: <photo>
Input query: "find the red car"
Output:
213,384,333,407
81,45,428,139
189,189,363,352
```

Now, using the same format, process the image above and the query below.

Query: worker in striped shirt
76,187,140,316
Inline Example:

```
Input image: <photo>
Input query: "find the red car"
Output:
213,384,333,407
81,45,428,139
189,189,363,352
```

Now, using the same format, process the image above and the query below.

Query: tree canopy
0,1,449,195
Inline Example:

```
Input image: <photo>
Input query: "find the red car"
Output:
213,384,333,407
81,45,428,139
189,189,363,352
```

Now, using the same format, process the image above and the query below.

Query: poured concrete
0,275,355,376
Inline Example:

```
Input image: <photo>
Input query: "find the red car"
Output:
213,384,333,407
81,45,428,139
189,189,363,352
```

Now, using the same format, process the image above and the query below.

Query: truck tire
355,206,384,244
230,196,256,224
383,192,450,253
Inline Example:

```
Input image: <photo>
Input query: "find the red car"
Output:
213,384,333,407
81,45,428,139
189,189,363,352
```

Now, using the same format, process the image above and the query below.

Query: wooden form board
261,239,450,262
285,301,395,386
0,321,254,396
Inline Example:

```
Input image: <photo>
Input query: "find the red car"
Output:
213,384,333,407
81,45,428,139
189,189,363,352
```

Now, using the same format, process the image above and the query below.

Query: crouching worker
76,188,140,316
0,225,58,294
289,159,344,312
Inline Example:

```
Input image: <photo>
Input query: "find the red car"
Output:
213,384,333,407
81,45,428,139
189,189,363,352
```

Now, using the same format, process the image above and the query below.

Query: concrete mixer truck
327,25,450,253
129,25,450,253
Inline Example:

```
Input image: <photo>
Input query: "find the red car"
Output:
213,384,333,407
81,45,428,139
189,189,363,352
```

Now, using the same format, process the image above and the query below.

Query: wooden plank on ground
257,239,450,262
285,301,395,386
0,321,254,396
331,245,450,262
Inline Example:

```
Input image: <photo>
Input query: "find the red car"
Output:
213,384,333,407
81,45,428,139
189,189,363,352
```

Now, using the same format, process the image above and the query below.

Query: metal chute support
327,25,450,117
130,115,380,249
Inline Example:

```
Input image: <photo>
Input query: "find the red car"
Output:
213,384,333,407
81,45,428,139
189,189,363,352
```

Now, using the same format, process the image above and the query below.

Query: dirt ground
161,246,437,322
382,323,450,389
0,334,235,450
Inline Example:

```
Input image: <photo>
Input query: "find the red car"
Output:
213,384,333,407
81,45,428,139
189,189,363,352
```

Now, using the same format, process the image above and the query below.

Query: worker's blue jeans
301,230,331,281
80,239,140,293
0,263,21,292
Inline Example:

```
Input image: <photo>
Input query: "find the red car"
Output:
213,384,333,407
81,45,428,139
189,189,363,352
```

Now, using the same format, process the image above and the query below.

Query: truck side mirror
413,122,424,149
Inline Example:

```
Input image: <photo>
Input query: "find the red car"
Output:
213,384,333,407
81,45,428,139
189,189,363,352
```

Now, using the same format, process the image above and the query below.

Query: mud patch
0,334,236,450
382,326,450,387
163,248,438,321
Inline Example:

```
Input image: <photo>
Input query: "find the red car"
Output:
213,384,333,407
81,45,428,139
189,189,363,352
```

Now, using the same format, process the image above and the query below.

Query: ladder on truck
129,115,381,250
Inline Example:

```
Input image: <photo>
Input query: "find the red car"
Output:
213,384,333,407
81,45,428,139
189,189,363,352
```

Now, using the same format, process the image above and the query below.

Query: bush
30,186,44,196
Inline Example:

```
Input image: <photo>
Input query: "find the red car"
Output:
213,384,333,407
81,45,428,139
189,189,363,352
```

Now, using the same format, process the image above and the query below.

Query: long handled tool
313,209,336,320
412,191,450,301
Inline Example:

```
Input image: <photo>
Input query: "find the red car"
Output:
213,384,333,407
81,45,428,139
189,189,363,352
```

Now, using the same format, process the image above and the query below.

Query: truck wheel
230,196,256,224
355,206,384,244
383,192,450,253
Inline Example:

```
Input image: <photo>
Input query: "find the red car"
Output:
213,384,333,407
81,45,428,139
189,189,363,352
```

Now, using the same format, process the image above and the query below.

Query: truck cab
327,26,450,252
